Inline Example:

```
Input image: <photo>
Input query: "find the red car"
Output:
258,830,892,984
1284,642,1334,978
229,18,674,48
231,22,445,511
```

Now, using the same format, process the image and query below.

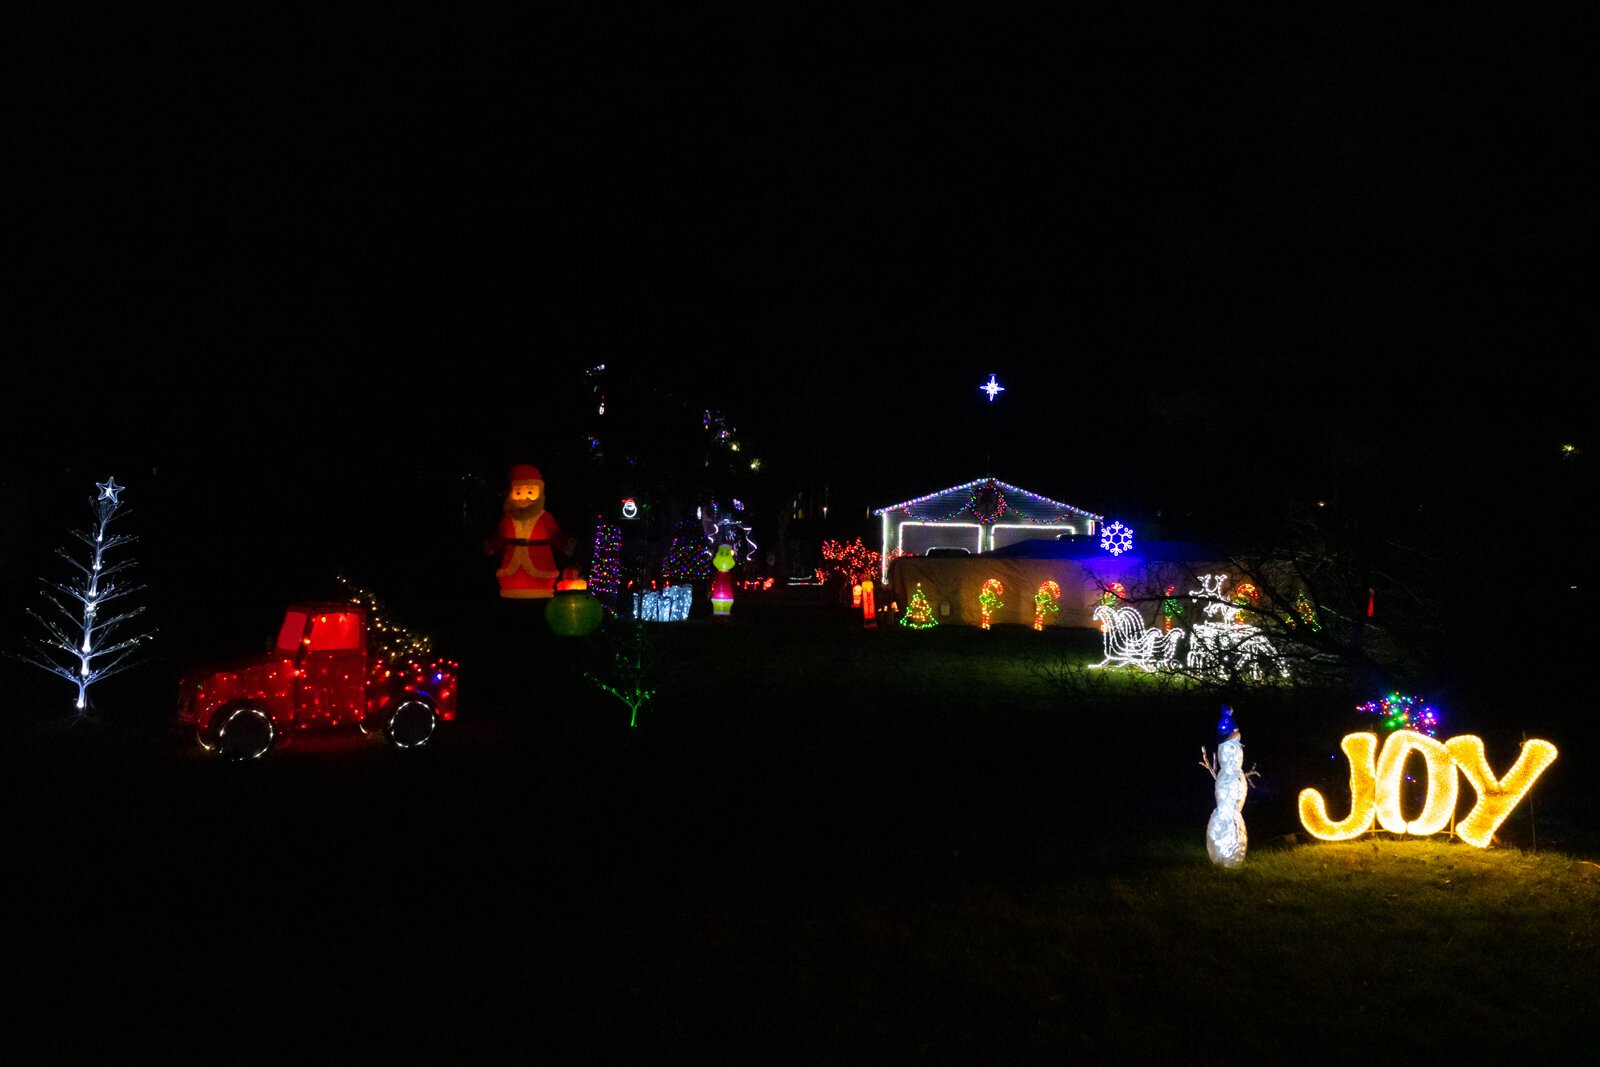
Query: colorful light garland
872,477,1103,580
873,478,1102,525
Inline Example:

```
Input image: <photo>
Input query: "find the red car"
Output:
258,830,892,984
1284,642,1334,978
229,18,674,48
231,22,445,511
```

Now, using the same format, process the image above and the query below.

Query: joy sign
1299,730,1558,848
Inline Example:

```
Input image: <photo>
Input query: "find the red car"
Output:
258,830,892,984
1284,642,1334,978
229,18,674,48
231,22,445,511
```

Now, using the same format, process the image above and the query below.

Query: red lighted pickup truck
177,601,459,759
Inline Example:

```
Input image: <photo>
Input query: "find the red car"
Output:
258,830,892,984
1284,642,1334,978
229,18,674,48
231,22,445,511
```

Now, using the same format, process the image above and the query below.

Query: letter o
1374,729,1458,837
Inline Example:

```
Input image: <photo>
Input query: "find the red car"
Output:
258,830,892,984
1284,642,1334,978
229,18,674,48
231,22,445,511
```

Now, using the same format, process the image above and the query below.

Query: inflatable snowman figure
1199,705,1257,868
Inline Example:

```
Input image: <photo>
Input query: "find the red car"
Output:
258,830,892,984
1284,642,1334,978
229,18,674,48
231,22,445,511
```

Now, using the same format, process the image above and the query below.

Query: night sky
5,8,1595,548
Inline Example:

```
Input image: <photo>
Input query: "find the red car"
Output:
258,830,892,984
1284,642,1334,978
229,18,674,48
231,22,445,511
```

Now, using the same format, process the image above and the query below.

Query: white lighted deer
1185,574,1289,681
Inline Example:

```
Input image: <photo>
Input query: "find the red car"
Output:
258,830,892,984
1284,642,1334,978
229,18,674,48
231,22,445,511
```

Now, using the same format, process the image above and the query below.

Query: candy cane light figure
979,578,1004,630
1033,580,1061,631
1199,706,1259,868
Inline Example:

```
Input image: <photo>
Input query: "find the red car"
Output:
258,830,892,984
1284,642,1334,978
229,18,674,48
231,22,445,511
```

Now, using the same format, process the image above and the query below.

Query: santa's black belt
504,538,551,546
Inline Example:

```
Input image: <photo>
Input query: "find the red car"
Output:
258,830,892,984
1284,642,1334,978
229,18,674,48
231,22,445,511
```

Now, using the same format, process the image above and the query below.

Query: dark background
2,10,1597,1058
3,7,1595,648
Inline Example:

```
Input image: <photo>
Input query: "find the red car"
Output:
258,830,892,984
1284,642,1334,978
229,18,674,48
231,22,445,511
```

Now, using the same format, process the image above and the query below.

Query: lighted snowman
1199,705,1259,868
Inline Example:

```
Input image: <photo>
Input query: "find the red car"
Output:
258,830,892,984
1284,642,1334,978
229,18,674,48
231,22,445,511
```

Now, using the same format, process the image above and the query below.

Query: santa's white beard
506,500,544,523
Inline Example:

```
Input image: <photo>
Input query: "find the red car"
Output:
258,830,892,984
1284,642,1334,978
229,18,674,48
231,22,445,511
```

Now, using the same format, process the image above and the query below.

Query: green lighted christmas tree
900,583,938,629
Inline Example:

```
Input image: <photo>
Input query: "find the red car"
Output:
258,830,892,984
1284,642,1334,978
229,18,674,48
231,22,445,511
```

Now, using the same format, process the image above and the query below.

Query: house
871,477,1104,582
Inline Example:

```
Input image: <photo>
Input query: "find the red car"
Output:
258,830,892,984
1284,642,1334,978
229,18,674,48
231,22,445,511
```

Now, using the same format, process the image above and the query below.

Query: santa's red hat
509,464,544,485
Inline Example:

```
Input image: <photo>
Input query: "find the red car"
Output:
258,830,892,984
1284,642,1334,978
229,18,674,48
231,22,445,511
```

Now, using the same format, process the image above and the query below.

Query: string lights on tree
1355,692,1442,737
18,477,156,717
336,575,434,660
815,538,882,587
589,521,623,599
665,519,711,584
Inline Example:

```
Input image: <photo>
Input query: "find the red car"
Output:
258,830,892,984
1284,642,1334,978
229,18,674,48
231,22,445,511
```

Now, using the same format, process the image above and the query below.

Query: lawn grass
518,838,1599,1060
3,595,1595,1058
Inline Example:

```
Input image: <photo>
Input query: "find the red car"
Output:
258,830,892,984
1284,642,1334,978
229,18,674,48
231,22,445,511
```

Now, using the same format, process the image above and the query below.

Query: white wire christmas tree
20,477,155,717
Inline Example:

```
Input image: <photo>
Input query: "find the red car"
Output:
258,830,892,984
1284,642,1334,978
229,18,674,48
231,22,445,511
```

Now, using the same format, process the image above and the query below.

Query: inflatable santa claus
488,464,575,599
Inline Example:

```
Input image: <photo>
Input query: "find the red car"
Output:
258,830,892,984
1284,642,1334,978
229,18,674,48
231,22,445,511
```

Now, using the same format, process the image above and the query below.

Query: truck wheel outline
381,696,438,749
202,703,275,761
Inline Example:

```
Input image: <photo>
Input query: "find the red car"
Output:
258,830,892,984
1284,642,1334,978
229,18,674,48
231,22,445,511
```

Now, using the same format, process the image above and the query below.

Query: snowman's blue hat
1217,705,1239,740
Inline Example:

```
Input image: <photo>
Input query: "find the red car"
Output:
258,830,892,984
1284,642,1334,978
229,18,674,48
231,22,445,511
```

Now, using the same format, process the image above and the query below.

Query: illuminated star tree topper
18,477,156,717
980,373,1005,401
